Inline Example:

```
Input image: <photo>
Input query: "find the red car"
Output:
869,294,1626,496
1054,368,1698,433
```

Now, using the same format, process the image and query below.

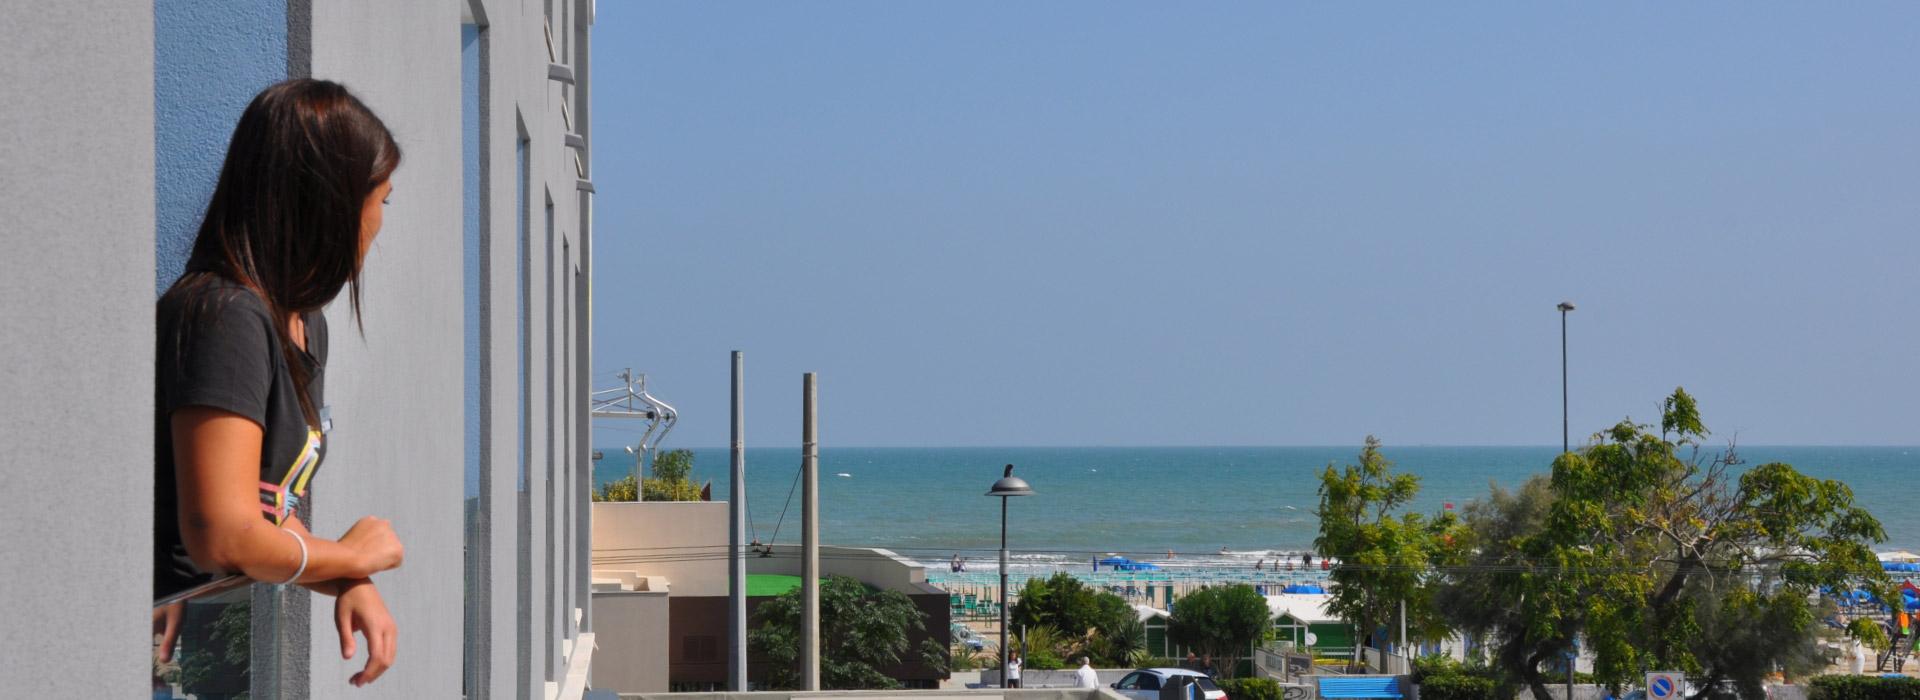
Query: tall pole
999,496,1010,687
986,465,1033,687
801,373,820,691
727,352,747,691
1558,302,1574,453
1398,598,1407,674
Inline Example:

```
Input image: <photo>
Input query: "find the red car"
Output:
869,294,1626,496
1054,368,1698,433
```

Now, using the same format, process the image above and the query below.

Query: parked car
1111,668,1227,700
949,623,986,651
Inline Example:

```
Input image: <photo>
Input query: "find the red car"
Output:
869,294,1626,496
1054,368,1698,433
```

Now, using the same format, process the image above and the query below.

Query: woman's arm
172,406,404,584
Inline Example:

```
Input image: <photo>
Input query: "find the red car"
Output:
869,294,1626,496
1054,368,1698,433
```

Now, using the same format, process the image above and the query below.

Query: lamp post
987,464,1034,688
1557,301,1575,454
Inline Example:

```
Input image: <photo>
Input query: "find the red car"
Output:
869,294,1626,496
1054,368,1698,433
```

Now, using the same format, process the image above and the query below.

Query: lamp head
1557,301,1576,312
987,464,1034,497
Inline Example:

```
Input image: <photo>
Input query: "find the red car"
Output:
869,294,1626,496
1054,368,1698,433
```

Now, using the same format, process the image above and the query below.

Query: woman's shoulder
160,276,271,320
158,276,278,348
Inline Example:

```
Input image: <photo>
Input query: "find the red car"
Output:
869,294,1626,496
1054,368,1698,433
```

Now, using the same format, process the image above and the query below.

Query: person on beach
1075,656,1099,688
153,79,405,688
1006,653,1023,688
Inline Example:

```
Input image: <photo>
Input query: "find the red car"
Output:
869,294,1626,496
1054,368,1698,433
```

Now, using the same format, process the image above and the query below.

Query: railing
1254,645,1316,682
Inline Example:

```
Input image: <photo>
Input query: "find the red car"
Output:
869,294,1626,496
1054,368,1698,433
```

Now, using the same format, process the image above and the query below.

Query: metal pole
1399,598,1407,674
1560,308,1569,454
728,351,747,691
801,373,820,691
999,495,1010,688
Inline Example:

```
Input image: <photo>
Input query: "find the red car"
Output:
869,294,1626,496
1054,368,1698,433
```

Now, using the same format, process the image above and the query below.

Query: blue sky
588,3,1919,448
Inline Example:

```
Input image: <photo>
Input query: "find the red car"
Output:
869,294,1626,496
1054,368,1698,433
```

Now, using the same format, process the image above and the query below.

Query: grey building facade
1,0,600,698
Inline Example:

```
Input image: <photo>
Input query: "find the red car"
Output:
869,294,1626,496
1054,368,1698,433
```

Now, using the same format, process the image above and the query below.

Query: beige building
590,501,952,693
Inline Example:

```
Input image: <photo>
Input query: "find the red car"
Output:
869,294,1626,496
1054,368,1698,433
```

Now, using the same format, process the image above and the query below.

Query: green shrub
1420,674,1498,700
1219,677,1284,700
1808,675,1920,700
1411,654,1465,682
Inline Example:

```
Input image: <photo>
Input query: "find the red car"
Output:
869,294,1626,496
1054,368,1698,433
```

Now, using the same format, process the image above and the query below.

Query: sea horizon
587,445,1920,561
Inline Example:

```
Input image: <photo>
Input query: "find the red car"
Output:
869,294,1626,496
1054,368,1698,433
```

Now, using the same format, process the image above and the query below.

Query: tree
593,448,702,502
749,575,945,689
1167,584,1271,676
1436,389,1889,700
643,448,703,501
1432,475,1581,700
1010,573,1134,653
1315,437,1458,670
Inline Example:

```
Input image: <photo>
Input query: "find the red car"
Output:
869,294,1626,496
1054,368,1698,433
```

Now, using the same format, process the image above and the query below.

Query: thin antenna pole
1560,308,1570,453
623,368,639,487
801,373,820,691
728,352,747,690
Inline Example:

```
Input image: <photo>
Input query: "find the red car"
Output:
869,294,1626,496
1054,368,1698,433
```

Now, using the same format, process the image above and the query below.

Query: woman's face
359,180,392,258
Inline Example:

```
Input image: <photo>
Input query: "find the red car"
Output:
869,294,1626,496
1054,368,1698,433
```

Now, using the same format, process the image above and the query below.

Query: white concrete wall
0,1,154,695
749,545,930,593
0,0,595,696
302,1,596,698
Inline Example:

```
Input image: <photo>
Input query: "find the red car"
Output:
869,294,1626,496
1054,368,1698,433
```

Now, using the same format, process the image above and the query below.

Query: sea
590,445,1920,572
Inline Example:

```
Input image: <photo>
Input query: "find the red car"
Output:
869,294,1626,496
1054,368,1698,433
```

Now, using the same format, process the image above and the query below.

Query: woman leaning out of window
153,78,406,688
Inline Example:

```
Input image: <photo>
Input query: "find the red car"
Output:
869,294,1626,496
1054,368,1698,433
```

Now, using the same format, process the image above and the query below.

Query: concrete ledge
557,632,595,700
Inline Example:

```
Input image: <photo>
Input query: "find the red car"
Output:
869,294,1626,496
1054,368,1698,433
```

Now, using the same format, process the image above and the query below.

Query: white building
1,1,600,697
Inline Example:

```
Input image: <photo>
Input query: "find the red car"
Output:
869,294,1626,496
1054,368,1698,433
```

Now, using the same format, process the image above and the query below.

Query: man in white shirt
1006,654,1022,688
1074,657,1100,689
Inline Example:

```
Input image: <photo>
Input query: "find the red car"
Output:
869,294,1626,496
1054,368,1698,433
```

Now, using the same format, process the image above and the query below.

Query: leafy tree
1012,624,1068,670
593,448,702,502
749,575,945,689
1167,584,1271,676
1088,615,1149,667
593,474,637,502
643,448,703,501
1436,389,1889,700
1315,437,1459,670
1010,573,1134,649
1432,475,1574,700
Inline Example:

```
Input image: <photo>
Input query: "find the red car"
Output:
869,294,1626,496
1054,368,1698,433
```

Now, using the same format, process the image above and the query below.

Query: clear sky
588,3,1919,449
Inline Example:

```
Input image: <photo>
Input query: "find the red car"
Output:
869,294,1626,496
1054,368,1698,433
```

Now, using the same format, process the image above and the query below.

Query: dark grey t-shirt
153,278,328,600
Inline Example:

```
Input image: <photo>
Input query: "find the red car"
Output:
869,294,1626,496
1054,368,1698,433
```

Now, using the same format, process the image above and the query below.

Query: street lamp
1557,301,1575,453
986,464,1034,688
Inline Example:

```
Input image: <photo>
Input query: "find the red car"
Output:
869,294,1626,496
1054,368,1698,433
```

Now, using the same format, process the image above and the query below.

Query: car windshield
1194,677,1221,691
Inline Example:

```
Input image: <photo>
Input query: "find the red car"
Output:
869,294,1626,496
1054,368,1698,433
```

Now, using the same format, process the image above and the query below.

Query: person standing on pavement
1074,657,1100,688
1006,653,1022,688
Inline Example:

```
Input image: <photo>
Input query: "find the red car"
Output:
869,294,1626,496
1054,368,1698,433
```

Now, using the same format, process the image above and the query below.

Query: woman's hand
334,578,397,687
153,602,185,664
338,515,405,577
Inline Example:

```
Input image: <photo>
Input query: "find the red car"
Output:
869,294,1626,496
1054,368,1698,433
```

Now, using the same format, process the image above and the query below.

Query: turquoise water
592,445,1920,567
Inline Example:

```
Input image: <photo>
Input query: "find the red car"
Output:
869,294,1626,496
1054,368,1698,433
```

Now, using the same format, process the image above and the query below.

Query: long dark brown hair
167,79,401,427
